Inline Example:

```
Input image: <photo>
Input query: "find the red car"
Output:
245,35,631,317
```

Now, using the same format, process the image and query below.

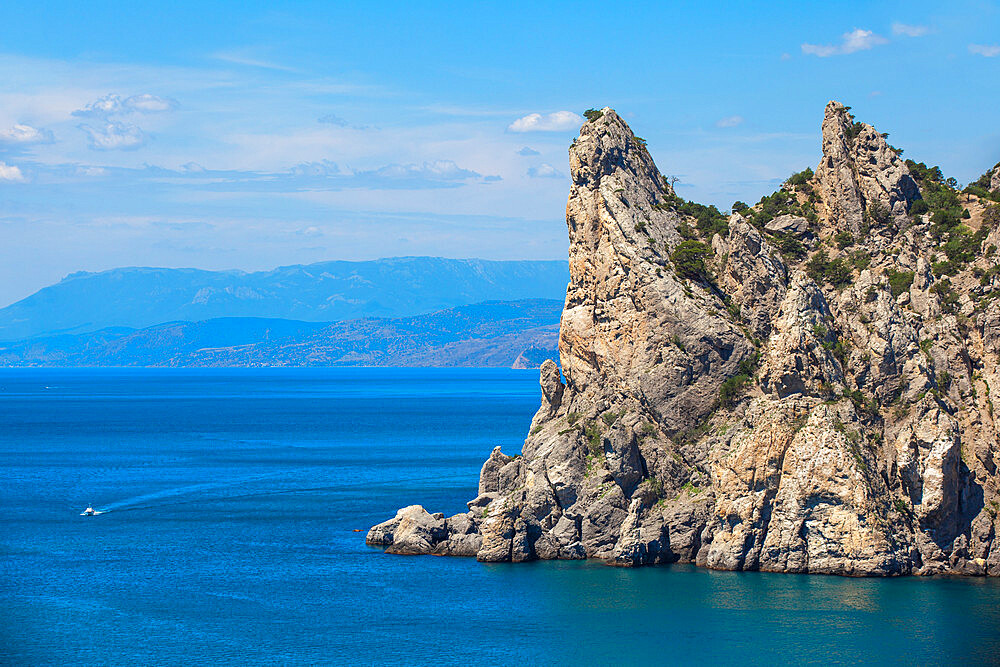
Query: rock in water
367,103,1000,577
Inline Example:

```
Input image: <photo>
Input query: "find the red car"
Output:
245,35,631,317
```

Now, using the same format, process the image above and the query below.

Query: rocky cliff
368,103,1000,577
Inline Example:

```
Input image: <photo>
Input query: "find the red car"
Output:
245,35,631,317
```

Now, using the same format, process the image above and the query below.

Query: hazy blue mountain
0,257,569,341
0,299,562,368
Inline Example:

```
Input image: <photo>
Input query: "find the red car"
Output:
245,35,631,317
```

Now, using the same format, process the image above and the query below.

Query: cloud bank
969,44,1000,57
77,121,147,150
891,23,929,37
802,29,888,57
527,163,563,178
0,124,55,145
0,162,25,182
508,111,581,132
73,93,178,118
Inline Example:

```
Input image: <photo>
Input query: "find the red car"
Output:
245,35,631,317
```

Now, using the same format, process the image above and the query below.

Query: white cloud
288,159,482,184
527,163,563,178
802,29,888,57
507,111,581,132
125,93,177,113
715,115,744,128
291,160,349,177
517,146,540,156
73,93,178,118
296,225,323,237
73,94,124,118
0,161,25,182
0,123,54,145
892,23,929,37
969,44,1000,57
77,121,147,150
76,166,107,177
373,160,478,180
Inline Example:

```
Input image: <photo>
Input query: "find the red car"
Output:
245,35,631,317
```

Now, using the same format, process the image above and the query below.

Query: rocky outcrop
815,101,919,234
368,103,1000,577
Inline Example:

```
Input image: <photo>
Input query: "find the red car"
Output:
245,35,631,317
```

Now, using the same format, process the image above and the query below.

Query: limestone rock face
368,102,1000,578
816,101,919,234
703,398,911,575
759,273,844,398
559,109,754,435
991,164,1000,192
721,218,788,340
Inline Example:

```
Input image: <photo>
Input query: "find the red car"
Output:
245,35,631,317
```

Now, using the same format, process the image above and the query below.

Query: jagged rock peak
569,108,668,195
816,100,919,234
559,106,754,430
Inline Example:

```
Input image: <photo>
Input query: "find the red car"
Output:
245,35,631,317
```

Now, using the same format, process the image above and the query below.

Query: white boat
81,506,102,516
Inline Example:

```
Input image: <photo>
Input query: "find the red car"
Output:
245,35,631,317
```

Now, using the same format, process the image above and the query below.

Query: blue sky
0,1,998,306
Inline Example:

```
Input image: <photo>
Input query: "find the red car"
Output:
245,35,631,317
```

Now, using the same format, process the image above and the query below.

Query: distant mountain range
0,299,562,368
0,257,569,341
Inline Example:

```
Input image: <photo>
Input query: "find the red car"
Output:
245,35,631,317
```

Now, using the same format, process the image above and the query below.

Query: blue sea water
2,368,999,666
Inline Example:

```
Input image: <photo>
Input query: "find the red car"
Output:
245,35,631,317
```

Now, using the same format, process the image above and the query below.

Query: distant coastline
0,299,561,369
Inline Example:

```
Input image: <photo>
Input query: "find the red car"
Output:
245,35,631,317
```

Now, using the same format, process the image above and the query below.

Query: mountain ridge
0,299,561,368
0,257,569,341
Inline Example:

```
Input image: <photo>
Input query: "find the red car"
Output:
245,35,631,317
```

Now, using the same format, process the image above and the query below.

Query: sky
0,1,998,306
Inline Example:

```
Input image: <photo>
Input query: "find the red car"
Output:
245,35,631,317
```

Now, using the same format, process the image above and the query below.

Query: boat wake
99,472,291,513
81,471,474,516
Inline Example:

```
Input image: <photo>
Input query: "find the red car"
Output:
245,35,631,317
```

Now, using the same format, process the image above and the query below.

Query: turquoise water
2,368,998,666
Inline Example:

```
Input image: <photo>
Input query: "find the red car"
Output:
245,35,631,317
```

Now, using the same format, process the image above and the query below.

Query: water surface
2,368,998,665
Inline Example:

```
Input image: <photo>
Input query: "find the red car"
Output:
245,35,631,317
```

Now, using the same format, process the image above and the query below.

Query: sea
2,368,999,666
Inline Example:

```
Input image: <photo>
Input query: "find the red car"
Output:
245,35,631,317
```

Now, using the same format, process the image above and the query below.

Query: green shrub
601,410,624,426
910,199,929,215
886,270,915,298
806,250,830,282
985,204,1000,228
771,232,806,259
584,423,603,457
681,482,703,496
806,250,852,289
583,108,603,122
718,352,760,408
849,250,871,270
834,231,855,249
868,201,891,227
671,240,712,280
932,261,958,277
930,278,960,314
788,167,814,187
845,121,865,143
942,224,986,266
